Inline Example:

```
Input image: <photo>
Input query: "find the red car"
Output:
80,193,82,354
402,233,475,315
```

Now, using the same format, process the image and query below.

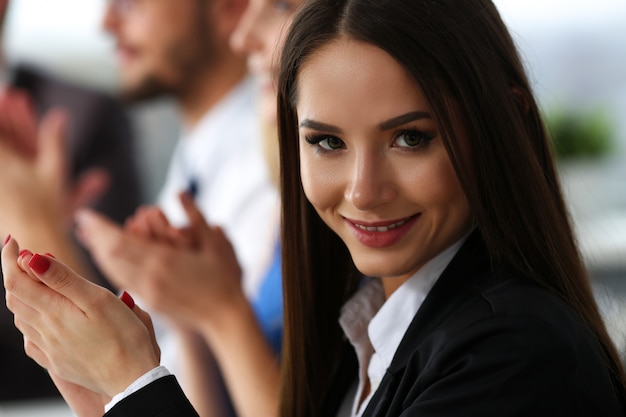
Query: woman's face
297,38,473,296
230,0,301,124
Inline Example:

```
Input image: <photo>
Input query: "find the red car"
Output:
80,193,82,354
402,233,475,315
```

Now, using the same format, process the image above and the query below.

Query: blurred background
0,0,625,414
2,0,181,204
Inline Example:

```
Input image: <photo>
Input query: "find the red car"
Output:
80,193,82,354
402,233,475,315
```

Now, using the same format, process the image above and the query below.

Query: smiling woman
296,39,472,297
276,0,626,415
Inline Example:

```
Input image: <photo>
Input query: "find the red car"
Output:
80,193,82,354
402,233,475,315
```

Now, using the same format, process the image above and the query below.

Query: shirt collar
368,236,467,372
338,234,470,416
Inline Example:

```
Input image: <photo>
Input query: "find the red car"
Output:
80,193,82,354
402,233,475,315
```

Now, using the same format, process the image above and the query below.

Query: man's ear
512,86,531,114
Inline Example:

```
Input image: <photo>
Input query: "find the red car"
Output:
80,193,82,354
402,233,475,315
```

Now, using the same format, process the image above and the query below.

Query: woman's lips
345,214,420,248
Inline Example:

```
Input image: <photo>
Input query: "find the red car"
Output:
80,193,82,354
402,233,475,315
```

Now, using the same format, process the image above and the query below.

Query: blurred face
230,0,301,124
0,0,7,27
297,38,473,296
102,0,217,101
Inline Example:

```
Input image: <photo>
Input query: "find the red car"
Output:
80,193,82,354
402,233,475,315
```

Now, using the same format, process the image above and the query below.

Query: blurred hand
0,110,67,235
0,107,111,239
75,192,245,333
1,238,160,401
124,202,196,249
0,86,38,156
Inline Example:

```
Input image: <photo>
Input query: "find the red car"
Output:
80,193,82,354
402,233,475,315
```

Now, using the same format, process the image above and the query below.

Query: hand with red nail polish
75,193,280,417
1,236,161,414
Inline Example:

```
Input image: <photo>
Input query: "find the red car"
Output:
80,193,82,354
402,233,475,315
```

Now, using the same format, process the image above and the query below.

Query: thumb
121,295,161,361
74,208,122,252
19,253,101,312
178,191,213,245
69,168,111,210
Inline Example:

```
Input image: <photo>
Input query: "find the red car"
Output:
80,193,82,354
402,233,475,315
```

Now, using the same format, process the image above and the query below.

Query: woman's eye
320,137,344,150
305,135,345,151
394,130,435,148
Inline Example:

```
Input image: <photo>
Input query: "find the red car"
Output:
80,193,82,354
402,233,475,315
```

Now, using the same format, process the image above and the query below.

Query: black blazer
324,232,625,416
0,64,142,402
105,232,626,416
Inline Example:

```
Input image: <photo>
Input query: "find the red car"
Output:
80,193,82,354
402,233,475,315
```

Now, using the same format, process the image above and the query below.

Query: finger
144,207,174,242
18,252,104,313
178,191,212,245
4,241,78,322
2,238,38,289
125,206,154,239
69,168,111,211
143,207,193,248
167,226,196,249
23,337,52,371
8,90,38,155
118,291,161,361
75,208,125,252
74,208,147,290
2,235,18,264
131,304,161,361
8,287,43,333
0,88,38,155
37,109,69,185
15,317,44,354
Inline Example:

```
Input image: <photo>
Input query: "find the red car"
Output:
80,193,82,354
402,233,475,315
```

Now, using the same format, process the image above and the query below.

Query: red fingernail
29,254,51,274
3,234,10,246
19,249,33,258
45,253,56,259
120,291,135,309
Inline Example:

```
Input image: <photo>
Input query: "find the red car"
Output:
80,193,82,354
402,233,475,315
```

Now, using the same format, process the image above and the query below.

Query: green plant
544,108,614,160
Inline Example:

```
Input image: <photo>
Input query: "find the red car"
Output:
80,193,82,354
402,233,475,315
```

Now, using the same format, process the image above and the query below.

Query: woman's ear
512,86,531,114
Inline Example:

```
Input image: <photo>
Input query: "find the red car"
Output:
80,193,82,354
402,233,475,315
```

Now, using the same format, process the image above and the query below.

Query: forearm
175,329,233,417
199,295,280,417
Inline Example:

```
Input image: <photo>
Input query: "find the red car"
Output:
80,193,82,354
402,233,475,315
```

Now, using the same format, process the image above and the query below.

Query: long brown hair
277,0,626,415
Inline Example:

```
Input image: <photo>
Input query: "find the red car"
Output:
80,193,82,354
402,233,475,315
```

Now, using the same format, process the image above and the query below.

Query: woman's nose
230,6,263,56
345,152,396,211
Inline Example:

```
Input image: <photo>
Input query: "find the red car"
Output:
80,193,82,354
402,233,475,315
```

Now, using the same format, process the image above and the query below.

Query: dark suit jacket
324,232,626,416
0,64,142,402
104,232,625,416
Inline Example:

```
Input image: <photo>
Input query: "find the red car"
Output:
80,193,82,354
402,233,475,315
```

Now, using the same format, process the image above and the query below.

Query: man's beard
120,75,177,103
120,21,217,104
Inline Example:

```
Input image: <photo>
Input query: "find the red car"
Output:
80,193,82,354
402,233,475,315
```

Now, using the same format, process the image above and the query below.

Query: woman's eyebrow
299,111,431,133
299,119,343,133
378,111,431,131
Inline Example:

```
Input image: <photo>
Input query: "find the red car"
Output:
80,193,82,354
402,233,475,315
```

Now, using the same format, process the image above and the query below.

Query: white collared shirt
338,236,468,417
147,75,279,385
106,76,279,411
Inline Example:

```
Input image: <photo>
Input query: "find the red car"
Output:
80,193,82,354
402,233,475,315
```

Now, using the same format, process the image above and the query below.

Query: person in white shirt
88,0,279,415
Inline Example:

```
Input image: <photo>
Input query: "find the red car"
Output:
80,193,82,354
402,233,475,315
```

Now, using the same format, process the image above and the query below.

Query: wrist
199,291,252,345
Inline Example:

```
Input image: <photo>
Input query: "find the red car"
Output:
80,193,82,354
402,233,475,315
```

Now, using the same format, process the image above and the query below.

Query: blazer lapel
363,231,494,416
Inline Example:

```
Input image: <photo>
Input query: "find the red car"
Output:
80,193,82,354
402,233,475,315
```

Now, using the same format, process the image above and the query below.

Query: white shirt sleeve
104,366,172,413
